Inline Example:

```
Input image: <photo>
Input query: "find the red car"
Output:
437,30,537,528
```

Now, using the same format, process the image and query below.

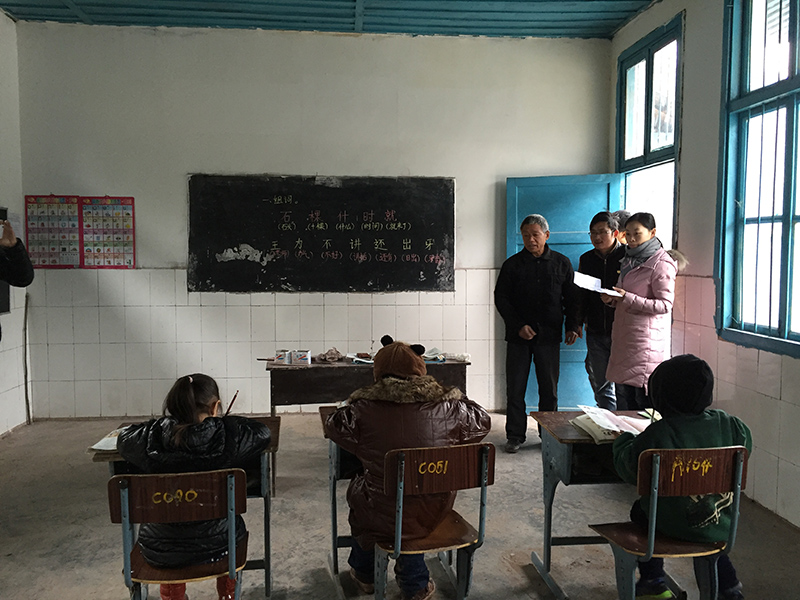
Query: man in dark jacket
0,218,34,342
325,341,491,600
494,214,580,453
577,211,626,409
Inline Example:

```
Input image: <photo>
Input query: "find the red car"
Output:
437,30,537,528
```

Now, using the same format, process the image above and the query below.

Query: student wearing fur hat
324,341,491,600
612,355,752,600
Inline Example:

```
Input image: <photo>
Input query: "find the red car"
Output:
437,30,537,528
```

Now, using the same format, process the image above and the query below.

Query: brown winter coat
324,375,491,549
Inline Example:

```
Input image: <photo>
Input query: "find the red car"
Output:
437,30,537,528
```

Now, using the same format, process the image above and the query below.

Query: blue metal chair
375,442,496,600
108,468,248,600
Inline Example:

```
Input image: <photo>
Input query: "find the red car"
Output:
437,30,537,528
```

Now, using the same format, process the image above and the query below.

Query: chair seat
131,534,249,584
376,510,479,555
589,522,726,558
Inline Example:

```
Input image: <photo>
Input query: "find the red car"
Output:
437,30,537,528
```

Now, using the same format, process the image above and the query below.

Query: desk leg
329,441,340,574
270,405,277,497
530,429,569,600
264,454,272,598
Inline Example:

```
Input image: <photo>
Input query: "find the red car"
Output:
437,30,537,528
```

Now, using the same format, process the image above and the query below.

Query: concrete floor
1,413,797,600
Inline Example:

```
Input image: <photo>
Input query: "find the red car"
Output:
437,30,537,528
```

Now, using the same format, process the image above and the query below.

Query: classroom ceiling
0,1,656,39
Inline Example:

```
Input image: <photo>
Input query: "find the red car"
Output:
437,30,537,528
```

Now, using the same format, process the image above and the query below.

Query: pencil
224,390,239,416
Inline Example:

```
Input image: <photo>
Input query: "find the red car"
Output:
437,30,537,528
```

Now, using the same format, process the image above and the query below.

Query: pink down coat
605,248,677,390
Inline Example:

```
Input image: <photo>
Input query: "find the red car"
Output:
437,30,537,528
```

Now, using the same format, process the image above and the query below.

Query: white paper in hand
573,272,623,297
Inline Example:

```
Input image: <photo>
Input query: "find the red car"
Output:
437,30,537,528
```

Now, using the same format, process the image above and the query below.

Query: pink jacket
605,248,677,390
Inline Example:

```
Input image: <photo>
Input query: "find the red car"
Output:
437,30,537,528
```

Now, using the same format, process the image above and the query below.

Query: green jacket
612,409,752,543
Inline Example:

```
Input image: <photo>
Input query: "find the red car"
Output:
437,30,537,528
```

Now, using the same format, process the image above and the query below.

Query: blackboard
188,175,455,293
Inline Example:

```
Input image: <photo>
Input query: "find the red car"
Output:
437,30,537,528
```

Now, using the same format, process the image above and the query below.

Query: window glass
792,222,800,333
744,107,786,220
749,0,791,91
624,60,646,160
651,40,678,151
624,162,675,250
741,222,783,328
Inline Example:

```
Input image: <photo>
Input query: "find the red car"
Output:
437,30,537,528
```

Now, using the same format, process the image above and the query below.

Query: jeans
615,383,650,411
348,538,429,597
505,342,560,443
584,332,616,410
630,500,740,591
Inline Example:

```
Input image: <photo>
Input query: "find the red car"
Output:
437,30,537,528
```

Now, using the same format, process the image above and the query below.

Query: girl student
601,212,684,410
117,374,271,600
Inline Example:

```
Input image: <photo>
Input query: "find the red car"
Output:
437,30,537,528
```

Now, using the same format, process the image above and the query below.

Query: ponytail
163,373,220,447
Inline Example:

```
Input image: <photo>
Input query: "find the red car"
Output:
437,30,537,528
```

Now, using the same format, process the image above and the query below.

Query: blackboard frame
188,174,455,293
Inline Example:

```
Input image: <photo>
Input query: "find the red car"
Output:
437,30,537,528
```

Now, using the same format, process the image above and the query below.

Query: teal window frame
615,14,683,172
716,0,800,357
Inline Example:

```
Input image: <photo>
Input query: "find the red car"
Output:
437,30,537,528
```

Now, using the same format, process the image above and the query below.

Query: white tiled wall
26,267,501,420
0,285,30,434
672,274,800,527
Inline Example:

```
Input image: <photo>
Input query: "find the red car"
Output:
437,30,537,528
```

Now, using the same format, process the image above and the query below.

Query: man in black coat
577,211,626,410
494,214,580,453
0,218,34,342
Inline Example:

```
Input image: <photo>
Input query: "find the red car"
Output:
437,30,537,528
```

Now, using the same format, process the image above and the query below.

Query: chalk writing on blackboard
188,175,455,293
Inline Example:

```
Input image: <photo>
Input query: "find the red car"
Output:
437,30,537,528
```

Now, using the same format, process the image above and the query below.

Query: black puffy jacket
494,245,580,345
117,415,271,568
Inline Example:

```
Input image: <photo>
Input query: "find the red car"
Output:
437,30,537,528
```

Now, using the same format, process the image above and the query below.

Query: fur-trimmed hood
348,375,463,405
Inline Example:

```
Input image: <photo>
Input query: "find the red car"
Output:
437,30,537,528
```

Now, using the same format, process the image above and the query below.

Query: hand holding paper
574,272,623,297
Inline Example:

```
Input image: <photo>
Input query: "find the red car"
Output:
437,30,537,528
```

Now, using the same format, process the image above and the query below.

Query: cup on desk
291,349,311,365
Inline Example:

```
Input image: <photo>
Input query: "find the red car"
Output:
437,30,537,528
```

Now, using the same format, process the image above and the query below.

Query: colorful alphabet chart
25,195,136,269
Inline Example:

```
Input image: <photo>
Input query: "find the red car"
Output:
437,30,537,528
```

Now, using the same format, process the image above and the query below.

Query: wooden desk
529,411,634,600
91,416,280,599
264,359,469,411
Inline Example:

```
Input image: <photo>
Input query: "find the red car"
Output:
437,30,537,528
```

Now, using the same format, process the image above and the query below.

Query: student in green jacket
613,354,752,600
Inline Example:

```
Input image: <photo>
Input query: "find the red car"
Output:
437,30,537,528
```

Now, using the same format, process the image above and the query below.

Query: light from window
749,0,790,91
625,60,646,160
740,107,786,329
793,223,800,333
651,41,677,151
742,222,782,328
744,108,785,220
623,161,675,250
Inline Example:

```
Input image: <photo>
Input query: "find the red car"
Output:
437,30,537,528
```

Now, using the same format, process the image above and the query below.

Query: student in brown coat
325,341,491,600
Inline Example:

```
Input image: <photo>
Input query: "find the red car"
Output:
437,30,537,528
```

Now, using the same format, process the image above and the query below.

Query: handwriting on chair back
108,469,247,524
636,447,749,497
383,443,496,496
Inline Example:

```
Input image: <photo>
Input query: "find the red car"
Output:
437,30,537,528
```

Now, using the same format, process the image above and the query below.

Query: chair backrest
383,443,496,496
108,469,247,524
636,446,749,498
635,446,749,561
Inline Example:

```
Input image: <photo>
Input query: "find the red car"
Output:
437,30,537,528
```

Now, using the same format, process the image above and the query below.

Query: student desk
263,359,469,411
91,416,280,599
529,410,633,600
318,405,363,582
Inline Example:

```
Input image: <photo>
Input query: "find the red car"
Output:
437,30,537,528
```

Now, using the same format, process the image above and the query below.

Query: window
616,14,682,248
718,0,800,355
617,15,682,172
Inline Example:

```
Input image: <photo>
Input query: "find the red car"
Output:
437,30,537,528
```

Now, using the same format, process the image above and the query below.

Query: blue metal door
505,174,622,411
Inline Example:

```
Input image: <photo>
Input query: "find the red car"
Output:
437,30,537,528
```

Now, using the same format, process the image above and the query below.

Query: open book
569,405,653,444
87,427,128,453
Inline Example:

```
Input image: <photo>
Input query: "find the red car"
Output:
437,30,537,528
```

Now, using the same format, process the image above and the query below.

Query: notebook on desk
88,427,128,453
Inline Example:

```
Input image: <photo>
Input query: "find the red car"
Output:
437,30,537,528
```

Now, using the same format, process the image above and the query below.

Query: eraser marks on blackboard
215,243,275,266
315,176,342,188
